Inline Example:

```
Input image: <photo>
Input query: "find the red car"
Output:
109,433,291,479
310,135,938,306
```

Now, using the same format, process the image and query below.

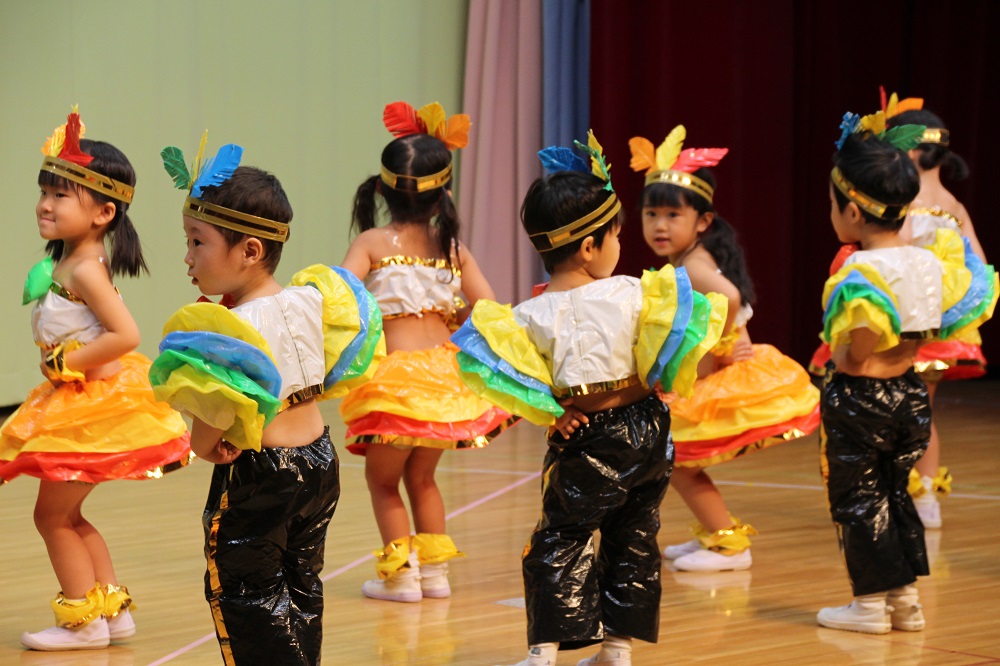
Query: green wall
0,0,468,405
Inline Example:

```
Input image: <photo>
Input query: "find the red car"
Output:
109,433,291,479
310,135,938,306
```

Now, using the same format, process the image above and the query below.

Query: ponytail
701,216,755,306
351,175,380,235
108,205,148,277
436,189,461,273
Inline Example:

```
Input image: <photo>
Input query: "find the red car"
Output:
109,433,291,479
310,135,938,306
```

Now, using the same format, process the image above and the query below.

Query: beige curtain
459,0,546,305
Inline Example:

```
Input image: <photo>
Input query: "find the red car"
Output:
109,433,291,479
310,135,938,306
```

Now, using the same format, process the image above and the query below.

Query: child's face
641,204,707,260
36,182,102,243
589,223,621,279
828,184,861,244
183,217,245,295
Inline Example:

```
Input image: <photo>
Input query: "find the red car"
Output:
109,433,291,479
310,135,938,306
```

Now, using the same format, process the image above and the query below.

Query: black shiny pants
523,395,673,650
203,428,340,665
821,369,930,596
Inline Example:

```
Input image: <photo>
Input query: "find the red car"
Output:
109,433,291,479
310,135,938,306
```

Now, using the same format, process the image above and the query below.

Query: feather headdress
628,125,727,204
380,101,470,192
529,130,621,253
835,108,926,153
878,86,949,147
39,106,134,204
161,133,288,243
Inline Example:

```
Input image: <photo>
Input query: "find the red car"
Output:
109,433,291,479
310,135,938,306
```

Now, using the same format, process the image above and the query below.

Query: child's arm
685,257,743,374
551,400,589,439
456,244,495,305
956,203,986,262
830,326,881,374
58,259,140,373
341,232,375,281
190,417,242,464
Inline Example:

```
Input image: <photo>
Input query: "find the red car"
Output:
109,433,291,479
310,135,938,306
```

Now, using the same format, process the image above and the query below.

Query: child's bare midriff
382,313,453,353
832,339,921,378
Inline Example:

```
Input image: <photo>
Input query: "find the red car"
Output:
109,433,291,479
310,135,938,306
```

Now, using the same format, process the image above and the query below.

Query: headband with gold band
920,128,950,146
379,163,452,193
379,100,470,193
531,130,620,253
830,166,909,221
629,125,728,205
40,107,135,205
161,132,289,243
878,87,951,147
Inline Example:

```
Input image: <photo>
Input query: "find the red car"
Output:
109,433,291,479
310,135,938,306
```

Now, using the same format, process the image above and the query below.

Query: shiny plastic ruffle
670,344,819,466
929,230,998,339
0,352,191,484
822,264,901,354
339,344,513,454
289,264,385,399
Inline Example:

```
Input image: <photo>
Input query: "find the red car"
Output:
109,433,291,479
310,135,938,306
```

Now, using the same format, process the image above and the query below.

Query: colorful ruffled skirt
0,352,192,484
339,343,515,455
669,344,820,467
810,335,987,382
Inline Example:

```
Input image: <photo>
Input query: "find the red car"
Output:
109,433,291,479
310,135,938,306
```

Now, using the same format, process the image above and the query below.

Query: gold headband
40,155,134,204
380,163,452,193
183,196,289,243
920,128,950,146
644,169,714,204
528,193,622,252
830,167,909,221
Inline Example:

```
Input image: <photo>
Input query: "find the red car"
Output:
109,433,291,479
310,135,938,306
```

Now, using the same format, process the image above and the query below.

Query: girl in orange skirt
1,109,190,650
339,102,510,602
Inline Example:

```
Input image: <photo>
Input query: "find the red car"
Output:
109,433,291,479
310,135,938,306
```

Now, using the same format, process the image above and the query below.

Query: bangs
641,182,697,209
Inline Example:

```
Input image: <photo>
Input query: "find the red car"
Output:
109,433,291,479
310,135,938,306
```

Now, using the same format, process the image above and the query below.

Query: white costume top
513,275,641,395
365,256,462,320
909,207,962,250
845,246,943,334
32,288,105,349
231,286,325,401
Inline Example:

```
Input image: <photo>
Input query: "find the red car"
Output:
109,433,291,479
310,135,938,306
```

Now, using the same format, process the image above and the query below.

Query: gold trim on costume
900,329,939,341
40,156,135,204
644,169,715,204
379,163,452,193
909,206,963,228
552,374,641,399
281,384,323,410
143,451,197,478
370,255,462,276
183,196,289,243
920,128,950,146
350,416,517,451
206,468,236,665
830,167,909,220
528,193,622,253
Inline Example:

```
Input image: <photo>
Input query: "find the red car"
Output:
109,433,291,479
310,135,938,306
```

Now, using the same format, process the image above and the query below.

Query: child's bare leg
34,481,100,597
365,444,413,544
403,447,446,534
670,466,732,531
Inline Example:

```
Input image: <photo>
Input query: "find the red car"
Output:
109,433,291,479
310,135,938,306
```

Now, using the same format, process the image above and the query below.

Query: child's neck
858,225,907,251
545,264,600,292
231,272,283,306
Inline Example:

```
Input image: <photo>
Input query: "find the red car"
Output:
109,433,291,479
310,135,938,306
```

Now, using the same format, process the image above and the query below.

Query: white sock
527,643,558,662
598,634,632,658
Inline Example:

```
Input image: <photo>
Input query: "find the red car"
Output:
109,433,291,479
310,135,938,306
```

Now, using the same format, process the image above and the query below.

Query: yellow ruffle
289,264,362,376
826,299,900,354
373,538,414,580
670,344,819,440
339,346,499,424
927,228,972,312
672,292,728,399
413,533,466,565
161,303,276,361
321,334,387,401
51,585,104,629
635,266,679,388
470,300,555,387
699,522,757,555
0,353,187,458
103,584,133,619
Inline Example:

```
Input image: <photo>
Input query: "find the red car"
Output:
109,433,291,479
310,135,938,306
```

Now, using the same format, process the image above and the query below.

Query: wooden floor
1,380,998,665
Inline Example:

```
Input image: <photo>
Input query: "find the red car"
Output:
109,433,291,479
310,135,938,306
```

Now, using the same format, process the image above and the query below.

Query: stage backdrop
0,0,468,405
591,0,999,374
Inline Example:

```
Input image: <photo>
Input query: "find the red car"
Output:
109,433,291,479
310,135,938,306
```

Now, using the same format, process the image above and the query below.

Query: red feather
383,101,426,138
669,148,728,173
58,112,93,167
879,85,887,113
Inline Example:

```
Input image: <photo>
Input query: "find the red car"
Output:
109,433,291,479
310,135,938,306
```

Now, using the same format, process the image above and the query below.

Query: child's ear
92,201,117,229
579,235,596,261
845,202,864,225
696,211,715,234
242,237,265,265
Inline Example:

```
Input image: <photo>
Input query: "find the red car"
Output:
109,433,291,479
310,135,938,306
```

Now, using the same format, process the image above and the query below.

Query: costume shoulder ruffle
821,262,902,354
289,264,385,399
927,229,997,340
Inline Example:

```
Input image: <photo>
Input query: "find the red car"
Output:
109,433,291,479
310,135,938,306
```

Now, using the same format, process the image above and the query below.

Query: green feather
881,124,926,151
160,146,192,190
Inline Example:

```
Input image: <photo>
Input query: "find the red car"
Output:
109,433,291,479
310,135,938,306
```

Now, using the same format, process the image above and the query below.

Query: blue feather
537,146,588,174
835,112,861,151
191,144,244,198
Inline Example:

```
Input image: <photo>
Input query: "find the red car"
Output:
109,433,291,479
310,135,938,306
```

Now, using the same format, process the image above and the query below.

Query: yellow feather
418,102,446,138
656,125,685,171
859,111,886,135
41,125,65,156
587,129,605,178
886,92,899,118
191,130,209,183
629,137,657,173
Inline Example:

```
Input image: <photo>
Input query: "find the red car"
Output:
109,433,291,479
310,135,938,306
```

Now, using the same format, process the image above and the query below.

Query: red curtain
591,0,1000,373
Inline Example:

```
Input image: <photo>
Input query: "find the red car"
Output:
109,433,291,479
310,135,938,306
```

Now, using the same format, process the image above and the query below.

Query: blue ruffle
646,267,694,387
942,238,990,328
159,330,281,396
451,321,553,394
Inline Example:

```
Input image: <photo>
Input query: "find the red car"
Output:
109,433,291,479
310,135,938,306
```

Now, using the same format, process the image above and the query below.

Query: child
1,108,191,651
150,136,374,664
888,96,990,528
452,132,726,666
339,101,509,603
817,110,996,633
628,126,820,572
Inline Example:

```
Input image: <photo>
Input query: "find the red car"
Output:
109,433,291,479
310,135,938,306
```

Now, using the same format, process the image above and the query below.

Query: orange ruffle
674,409,820,467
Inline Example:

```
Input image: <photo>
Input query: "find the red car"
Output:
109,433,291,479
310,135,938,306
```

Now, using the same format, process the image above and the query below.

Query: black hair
196,166,292,275
520,170,620,274
640,169,755,306
832,132,920,232
38,139,147,277
890,109,968,180
352,133,461,274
